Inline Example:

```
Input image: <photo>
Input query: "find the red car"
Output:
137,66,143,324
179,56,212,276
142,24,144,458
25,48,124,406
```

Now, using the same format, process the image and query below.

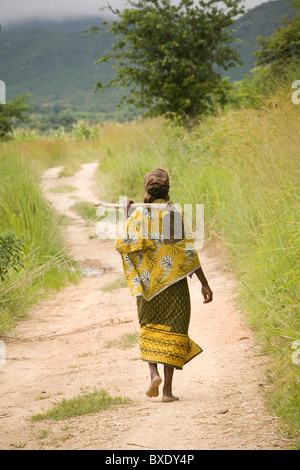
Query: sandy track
0,163,289,450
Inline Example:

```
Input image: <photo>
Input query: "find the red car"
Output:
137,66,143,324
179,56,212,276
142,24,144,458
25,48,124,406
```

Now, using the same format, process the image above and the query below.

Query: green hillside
0,0,297,124
0,18,116,110
0,18,136,124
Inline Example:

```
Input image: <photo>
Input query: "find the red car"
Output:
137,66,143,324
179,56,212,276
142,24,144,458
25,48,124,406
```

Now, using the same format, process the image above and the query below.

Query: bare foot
146,375,162,397
162,394,179,402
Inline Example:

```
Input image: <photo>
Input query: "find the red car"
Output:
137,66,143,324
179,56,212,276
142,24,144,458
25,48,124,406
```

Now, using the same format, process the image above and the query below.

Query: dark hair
144,185,170,203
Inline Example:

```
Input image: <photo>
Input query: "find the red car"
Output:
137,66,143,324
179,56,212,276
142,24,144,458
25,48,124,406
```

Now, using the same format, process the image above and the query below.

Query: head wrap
143,169,170,203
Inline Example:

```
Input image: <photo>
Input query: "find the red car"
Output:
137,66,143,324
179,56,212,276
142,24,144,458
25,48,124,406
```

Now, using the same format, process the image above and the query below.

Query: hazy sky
0,0,272,26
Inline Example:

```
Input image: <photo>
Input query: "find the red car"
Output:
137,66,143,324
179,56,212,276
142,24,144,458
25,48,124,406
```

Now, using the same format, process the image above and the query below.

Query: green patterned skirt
136,277,202,370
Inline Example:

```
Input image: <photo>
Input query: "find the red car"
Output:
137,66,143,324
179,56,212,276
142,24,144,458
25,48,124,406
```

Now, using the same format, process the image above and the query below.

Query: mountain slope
0,18,126,118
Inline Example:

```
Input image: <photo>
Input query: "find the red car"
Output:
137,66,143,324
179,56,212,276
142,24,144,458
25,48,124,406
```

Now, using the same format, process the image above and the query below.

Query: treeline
24,105,140,133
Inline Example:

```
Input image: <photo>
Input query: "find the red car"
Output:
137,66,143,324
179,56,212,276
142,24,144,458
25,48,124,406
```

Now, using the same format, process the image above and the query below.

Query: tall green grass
199,95,300,447
0,153,78,333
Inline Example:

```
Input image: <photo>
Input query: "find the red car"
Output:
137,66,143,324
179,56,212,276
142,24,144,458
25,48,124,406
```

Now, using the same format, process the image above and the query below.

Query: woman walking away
115,169,213,402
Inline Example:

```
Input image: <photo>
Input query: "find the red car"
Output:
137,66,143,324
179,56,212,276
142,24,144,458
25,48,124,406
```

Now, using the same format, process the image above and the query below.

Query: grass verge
0,152,79,333
71,201,99,221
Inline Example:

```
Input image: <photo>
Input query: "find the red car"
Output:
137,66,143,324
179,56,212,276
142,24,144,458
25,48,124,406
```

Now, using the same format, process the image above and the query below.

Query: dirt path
0,163,289,450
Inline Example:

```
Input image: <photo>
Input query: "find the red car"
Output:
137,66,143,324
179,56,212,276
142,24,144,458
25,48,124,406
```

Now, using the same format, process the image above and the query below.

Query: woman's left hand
202,285,213,304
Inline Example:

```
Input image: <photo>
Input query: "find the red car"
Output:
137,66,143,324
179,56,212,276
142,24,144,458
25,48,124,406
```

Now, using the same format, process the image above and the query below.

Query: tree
91,0,245,125
0,94,31,139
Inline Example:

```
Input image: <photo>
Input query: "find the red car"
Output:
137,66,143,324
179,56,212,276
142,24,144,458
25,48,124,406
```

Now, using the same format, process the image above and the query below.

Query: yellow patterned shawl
115,199,200,301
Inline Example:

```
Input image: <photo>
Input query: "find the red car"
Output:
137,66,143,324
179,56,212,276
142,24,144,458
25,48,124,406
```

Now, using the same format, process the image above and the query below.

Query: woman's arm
123,199,135,218
194,266,213,304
